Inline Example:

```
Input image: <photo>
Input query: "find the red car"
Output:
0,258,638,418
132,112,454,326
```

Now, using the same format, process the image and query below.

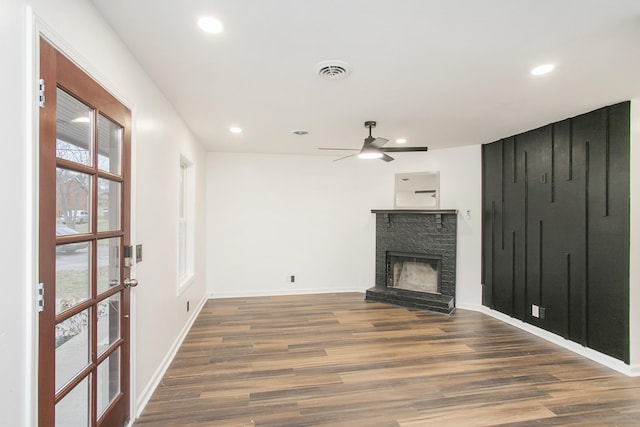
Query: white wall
1,0,208,425
206,145,483,306
1,1,31,425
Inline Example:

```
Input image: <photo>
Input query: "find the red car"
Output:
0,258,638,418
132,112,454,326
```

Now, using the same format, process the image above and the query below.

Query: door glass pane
98,293,121,356
56,238,91,315
97,178,121,232
56,89,93,166
97,348,120,417
97,238,121,294
56,308,91,391
56,375,91,427
97,113,122,175
57,167,92,232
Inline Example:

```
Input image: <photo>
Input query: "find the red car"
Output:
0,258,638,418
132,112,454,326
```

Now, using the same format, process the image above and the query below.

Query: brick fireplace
366,209,457,314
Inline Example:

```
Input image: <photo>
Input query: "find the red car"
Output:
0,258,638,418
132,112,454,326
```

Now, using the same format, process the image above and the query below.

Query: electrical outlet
531,304,539,318
539,306,546,319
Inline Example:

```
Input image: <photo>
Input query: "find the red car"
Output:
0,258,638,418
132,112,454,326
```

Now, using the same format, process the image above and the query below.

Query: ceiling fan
318,121,428,162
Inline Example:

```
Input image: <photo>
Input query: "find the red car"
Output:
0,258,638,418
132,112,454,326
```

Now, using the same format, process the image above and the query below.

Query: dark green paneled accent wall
482,101,630,363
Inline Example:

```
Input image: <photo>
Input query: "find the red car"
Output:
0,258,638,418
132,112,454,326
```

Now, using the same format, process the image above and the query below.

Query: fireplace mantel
371,209,458,215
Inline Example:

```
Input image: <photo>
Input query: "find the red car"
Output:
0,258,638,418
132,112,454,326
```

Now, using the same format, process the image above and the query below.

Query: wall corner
629,99,640,366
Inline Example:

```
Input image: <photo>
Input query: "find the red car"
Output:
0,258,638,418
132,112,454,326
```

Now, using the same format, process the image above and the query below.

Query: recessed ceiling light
396,138,407,144
198,16,224,34
230,127,242,134
531,64,555,76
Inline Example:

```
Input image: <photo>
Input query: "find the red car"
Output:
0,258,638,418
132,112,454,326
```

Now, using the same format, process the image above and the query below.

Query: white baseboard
210,287,367,299
458,303,636,377
135,296,208,419
629,364,640,376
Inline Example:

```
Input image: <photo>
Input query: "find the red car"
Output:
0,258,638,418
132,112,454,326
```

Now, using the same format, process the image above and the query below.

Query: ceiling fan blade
381,146,428,153
320,122,421,163
333,152,359,162
371,137,389,148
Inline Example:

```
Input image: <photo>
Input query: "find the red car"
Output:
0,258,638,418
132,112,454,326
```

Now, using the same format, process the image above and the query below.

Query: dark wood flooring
134,293,640,426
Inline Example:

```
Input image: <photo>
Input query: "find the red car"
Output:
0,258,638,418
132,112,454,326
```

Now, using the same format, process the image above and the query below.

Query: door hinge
37,282,45,312
38,79,45,108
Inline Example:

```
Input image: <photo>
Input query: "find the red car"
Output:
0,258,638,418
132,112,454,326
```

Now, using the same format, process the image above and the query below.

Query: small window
177,156,194,293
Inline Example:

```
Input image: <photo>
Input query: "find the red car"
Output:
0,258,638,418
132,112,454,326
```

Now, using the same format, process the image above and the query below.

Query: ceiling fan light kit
357,148,384,159
318,120,429,162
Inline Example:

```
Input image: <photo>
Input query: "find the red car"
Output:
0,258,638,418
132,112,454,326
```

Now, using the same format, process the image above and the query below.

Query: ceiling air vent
314,60,352,80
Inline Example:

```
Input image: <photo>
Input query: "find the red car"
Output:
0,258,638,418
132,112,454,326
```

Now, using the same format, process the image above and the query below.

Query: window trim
177,155,195,294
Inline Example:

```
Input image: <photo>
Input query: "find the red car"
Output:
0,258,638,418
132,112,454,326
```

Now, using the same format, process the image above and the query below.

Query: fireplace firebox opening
387,252,442,294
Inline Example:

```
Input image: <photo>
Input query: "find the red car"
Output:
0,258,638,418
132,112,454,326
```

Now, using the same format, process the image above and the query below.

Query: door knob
123,278,138,288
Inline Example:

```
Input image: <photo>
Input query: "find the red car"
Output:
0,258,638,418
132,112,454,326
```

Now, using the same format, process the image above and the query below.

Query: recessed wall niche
481,101,630,363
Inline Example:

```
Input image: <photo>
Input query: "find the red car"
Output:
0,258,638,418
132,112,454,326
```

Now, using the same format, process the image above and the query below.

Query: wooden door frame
36,33,133,426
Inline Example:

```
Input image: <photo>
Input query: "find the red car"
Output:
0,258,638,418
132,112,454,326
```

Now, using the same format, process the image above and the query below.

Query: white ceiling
91,0,640,158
